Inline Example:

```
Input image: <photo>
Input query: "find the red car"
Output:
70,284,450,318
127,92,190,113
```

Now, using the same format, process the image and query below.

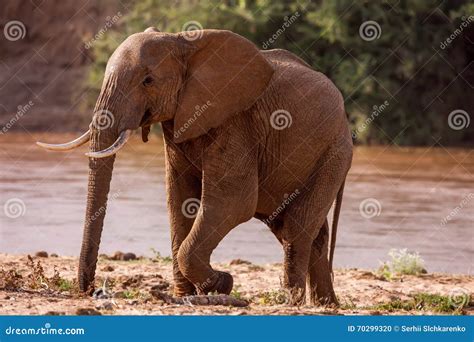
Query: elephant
37,28,352,305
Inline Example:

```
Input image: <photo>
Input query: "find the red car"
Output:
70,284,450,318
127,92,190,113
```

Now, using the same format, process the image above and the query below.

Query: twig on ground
150,290,248,307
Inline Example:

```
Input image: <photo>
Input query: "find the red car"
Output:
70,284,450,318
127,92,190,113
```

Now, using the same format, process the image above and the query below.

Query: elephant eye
142,75,154,86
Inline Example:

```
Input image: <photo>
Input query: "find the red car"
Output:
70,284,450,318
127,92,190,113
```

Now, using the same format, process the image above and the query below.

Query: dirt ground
0,253,472,315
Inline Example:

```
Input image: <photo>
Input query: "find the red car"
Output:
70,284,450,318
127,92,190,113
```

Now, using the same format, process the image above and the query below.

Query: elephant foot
197,271,233,295
173,281,197,297
309,286,339,306
310,282,339,306
312,293,339,306
78,270,96,295
287,286,306,306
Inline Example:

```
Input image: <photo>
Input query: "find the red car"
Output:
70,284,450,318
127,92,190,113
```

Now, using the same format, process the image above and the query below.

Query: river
0,133,472,273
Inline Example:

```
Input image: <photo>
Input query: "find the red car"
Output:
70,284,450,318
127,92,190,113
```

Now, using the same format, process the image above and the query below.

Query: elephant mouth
140,109,153,126
140,109,153,142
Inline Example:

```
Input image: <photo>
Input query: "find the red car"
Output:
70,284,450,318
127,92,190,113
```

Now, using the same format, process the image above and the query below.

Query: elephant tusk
85,129,132,158
36,130,91,151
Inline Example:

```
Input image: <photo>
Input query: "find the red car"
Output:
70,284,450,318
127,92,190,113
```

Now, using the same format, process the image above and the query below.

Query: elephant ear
173,30,274,143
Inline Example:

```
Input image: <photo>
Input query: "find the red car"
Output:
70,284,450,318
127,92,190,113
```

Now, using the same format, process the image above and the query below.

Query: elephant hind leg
281,139,351,306
307,219,338,305
281,231,313,305
266,215,311,305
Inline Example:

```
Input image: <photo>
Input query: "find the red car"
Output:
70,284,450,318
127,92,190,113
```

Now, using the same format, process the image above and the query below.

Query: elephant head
37,28,273,292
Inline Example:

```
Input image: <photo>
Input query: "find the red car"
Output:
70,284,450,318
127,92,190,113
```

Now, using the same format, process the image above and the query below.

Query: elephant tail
329,180,345,274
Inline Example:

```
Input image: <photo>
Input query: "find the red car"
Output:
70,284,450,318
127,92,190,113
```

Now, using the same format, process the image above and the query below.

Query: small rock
93,287,111,299
122,252,137,261
95,301,114,310
102,265,115,272
356,271,376,280
230,259,251,265
35,251,48,258
111,251,124,260
247,265,265,272
150,280,170,291
111,251,137,261
76,308,102,316
113,291,125,298
44,311,65,315
121,275,143,287
50,253,59,258
229,310,246,315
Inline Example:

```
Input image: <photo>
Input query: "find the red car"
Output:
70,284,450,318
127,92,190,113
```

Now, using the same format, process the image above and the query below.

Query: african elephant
37,28,352,305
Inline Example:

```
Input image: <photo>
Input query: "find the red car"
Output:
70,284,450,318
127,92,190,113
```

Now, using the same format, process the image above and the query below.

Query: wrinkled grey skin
78,28,352,305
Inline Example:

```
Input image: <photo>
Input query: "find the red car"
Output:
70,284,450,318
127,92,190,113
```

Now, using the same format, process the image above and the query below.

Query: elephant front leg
175,124,258,295
176,210,244,295
171,227,197,297
166,165,201,297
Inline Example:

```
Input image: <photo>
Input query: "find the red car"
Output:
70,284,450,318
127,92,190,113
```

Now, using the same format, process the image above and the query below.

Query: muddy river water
0,133,472,273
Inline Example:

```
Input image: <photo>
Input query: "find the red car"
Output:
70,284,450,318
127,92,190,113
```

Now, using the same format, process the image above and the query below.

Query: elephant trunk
78,70,123,292
78,127,116,293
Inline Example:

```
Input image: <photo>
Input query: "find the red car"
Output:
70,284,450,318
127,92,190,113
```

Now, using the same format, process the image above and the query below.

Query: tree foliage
86,0,474,146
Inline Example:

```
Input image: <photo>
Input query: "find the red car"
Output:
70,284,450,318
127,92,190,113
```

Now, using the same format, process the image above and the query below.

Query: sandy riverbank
0,253,472,315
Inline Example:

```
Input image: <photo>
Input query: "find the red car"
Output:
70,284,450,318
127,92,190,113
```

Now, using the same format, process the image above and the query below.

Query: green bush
84,0,474,146
378,248,426,280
